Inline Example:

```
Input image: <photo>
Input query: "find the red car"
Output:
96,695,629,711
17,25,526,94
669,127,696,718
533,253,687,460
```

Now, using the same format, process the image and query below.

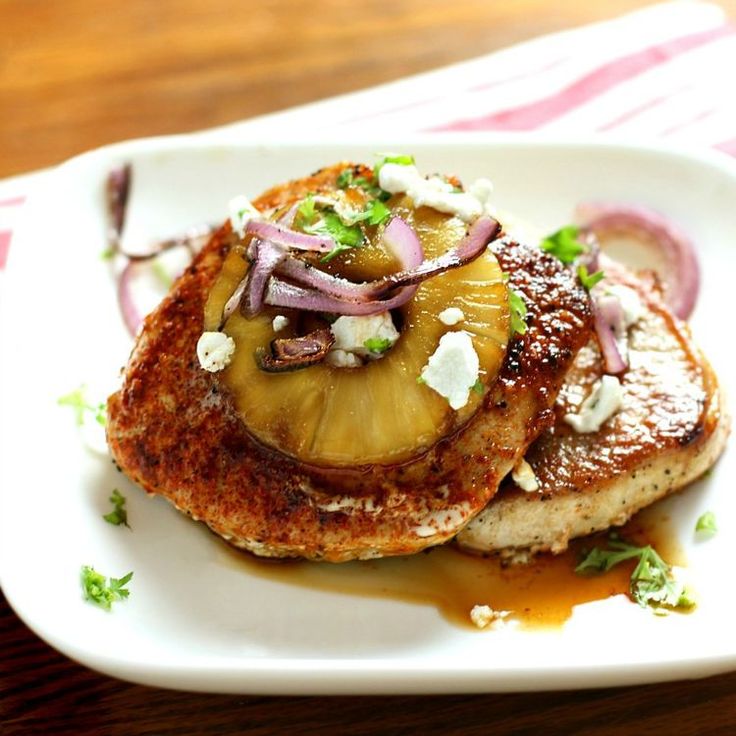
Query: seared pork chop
106,165,593,561
457,265,730,557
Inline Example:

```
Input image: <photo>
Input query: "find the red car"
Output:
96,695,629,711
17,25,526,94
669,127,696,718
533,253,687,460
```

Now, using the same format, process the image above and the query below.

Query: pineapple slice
204,200,509,467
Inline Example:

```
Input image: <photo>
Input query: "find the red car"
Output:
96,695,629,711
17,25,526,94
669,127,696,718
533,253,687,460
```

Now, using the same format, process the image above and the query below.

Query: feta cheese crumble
511,457,539,492
378,163,485,223
470,605,511,630
420,331,480,410
438,307,465,326
604,284,645,330
564,375,624,433
272,315,290,332
228,195,261,237
329,313,399,362
197,331,236,372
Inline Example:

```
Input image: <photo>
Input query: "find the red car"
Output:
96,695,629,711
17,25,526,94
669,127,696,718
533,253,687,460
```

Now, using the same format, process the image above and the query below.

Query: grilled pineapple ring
204,200,509,467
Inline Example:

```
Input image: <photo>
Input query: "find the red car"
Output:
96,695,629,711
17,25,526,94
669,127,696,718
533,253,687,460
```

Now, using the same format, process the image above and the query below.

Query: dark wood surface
3,1,736,733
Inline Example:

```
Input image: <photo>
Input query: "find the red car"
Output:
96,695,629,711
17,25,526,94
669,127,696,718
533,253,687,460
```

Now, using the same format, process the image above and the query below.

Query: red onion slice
242,240,288,316
591,295,627,375
576,203,699,319
265,278,417,316
246,220,335,254
382,216,424,269
117,262,144,337
107,164,131,243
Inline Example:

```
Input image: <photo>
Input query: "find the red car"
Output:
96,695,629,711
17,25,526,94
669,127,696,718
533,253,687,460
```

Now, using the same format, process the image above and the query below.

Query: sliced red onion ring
265,278,418,316
381,215,424,269
256,328,335,372
591,295,627,375
117,262,144,337
241,240,288,316
576,203,699,319
107,164,131,243
245,220,335,254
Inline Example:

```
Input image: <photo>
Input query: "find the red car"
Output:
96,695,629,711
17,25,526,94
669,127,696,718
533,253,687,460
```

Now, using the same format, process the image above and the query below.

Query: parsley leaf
541,225,587,264
103,489,130,528
508,288,528,337
305,212,365,262
81,566,133,611
336,169,354,188
294,195,318,229
350,200,391,227
471,379,484,395
576,536,694,611
696,511,717,535
364,337,392,354
577,264,605,291
58,386,106,426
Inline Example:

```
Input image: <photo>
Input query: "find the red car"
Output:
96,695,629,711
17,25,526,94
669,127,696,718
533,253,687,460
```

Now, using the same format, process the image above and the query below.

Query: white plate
1,135,734,694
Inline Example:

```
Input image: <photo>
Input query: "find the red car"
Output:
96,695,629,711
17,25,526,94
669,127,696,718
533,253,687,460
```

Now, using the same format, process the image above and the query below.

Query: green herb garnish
350,200,391,227
576,535,694,611
294,195,318,229
577,264,605,291
103,489,130,528
416,375,426,385
471,379,484,395
696,511,717,535
81,566,133,611
364,337,392,354
58,386,106,426
541,225,587,264
305,212,365,262
336,169,354,188
508,288,528,337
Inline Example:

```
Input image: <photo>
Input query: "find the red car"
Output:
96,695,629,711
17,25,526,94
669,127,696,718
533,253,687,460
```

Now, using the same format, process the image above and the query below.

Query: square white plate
1,135,734,694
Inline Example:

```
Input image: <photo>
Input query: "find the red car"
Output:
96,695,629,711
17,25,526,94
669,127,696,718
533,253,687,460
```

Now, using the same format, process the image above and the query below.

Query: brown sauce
218,503,684,630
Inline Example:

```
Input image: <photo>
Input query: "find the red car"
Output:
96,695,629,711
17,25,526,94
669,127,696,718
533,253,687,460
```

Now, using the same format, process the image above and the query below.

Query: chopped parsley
58,386,106,426
541,225,587,264
696,511,717,535
364,337,392,354
577,264,605,291
416,375,426,385
350,200,391,227
508,288,528,337
81,566,133,611
307,212,365,262
294,195,318,229
471,379,484,395
336,169,354,188
103,489,130,528
576,535,694,611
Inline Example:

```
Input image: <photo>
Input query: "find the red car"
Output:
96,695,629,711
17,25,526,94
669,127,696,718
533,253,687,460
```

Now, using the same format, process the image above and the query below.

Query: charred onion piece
107,164,131,243
255,328,335,372
246,220,335,254
576,202,699,319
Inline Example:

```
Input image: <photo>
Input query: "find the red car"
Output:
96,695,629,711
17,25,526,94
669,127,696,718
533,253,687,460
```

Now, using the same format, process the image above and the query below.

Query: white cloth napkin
2,1,734,271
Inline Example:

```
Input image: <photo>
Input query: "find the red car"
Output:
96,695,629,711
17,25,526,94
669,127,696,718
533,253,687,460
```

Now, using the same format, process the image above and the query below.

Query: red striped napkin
1,1,734,271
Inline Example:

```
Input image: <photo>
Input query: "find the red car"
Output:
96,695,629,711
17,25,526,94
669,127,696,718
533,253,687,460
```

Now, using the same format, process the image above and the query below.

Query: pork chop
457,264,730,557
106,164,593,561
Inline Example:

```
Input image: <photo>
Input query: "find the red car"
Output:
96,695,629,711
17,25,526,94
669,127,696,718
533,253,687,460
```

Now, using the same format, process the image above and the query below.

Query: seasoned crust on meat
457,266,730,557
106,164,593,561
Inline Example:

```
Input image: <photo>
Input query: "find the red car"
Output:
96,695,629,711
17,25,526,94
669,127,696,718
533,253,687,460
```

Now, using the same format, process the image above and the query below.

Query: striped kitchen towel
2,1,735,271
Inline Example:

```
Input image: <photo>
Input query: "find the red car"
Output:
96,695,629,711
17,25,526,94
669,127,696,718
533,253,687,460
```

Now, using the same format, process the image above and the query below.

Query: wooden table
3,1,736,733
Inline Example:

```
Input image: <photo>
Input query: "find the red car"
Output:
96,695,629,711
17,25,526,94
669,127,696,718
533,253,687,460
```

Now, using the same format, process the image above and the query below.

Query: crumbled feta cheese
470,605,511,630
197,331,236,372
438,307,465,326
228,195,261,237
468,177,495,216
420,331,480,410
378,164,483,223
329,313,399,361
564,375,624,433
604,284,645,329
326,349,363,368
272,315,290,332
511,457,539,492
